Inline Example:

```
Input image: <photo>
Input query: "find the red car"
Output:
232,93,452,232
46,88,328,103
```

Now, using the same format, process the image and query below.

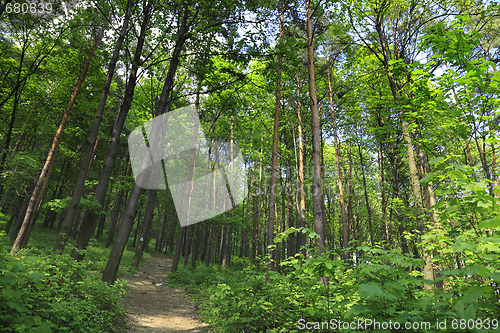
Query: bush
0,232,127,332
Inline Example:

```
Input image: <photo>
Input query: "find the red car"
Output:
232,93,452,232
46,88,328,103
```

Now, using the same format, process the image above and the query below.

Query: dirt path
123,253,210,332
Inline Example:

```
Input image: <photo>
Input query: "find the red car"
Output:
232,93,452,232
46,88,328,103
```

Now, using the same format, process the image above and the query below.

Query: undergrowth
0,225,149,332
169,240,499,333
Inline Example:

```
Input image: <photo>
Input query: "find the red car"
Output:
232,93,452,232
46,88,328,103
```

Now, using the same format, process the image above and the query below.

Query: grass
14,223,151,277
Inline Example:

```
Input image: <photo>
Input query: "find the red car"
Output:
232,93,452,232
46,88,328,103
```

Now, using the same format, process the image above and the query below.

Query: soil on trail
123,252,210,333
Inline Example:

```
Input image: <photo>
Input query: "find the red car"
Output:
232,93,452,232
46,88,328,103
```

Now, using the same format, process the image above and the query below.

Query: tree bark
326,67,348,259
132,190,156,267
295,76,307,255
306,0,326,254
266,0,285,269
358,143,374,246
171,226,185,273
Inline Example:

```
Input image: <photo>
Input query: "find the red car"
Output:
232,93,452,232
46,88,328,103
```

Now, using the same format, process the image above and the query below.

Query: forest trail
123,253,210,333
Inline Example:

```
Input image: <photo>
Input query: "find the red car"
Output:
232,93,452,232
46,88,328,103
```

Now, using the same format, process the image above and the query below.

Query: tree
305,0,326,252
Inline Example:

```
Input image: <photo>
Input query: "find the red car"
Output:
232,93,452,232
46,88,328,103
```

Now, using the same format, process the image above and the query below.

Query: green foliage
45,194,101,214
0,231,127,332
171,222,500,332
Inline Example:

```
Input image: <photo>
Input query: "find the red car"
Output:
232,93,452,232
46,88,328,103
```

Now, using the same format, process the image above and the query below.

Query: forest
0,0,499,331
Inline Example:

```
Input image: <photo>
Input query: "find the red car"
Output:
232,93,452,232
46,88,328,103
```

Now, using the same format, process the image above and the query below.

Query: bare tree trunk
0,42,27,185
132,190,156,267
191,224,201,269
306,0,326,255
295,76,306,255
205,224,213,267
253,130,264,260
377,140,390,243
183,226,192,266
171,226,185,273
358,143,374,246
222,224,231,267
106,188,126,248
102,183,143,283
326,67,347,258
267,1,285,269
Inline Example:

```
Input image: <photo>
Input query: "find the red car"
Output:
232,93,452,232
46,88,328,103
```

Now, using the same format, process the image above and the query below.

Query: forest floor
123,252,210,333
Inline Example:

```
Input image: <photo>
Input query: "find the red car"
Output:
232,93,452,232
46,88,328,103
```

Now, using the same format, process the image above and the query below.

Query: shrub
0,232,127,332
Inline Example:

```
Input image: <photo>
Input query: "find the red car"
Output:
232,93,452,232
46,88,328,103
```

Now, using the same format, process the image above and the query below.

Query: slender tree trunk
377,139,390,243
254,131,264,260
133,209,143,248
106,188,126,248
306,0,326,255
347,146,354,246
358,143,374,246
102,183,143,283
205,224,213,267
326,67,347,258
167,217,177,254
171,226,185,273
156,210,168,251
267,1,285,269
191,224,201,269
0,42,27,185
183,226,192,266
295,76,307,255
96,188,113,238
132,190,156,267
7,194,27,235
222,224,231,267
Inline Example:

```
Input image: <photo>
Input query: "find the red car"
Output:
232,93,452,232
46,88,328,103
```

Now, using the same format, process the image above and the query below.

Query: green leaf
448,170,466,180
478,216,500,229
358,282,383,298
429,157,445,164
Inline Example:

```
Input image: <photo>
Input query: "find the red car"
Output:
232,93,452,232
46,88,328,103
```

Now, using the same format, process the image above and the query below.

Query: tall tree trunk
102,183,143,283
183,226,192,266
358,143,374,246
96,188,113,238
10,32,103,253
205,224,213,267
295,76,307,255
8,187,32,238
306,0,326,254
326,67,347,258
106,188,126,248
253,130,264,261
267,1,285,268
171,226,185,273
191,224,201,269
221,224,231,267
132,190,156,267
377,139,390,243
